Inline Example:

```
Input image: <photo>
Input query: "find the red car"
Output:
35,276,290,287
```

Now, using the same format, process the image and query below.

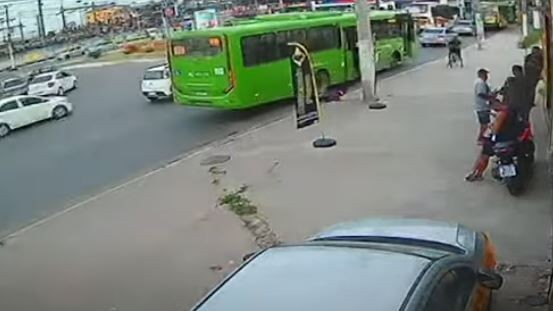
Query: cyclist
448,36,463,68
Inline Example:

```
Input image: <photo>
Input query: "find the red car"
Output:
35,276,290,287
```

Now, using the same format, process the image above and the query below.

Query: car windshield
457,21,472,25
143,70,165,80
30,75,53,84
3,79,23,88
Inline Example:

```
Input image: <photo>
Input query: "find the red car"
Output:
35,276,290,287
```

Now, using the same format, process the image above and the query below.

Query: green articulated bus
169,11,417,109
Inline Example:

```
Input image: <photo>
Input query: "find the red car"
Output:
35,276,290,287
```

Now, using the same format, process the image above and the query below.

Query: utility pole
18,19,23,41
355,0,385,109
60,5,67,29
4,5,14,69
37,0,45,40
473,0,485,49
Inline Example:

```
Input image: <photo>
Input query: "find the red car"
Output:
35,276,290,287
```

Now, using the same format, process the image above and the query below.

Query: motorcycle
490,122,535,196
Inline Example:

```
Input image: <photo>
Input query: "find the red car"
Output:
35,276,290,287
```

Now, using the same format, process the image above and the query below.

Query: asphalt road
0,40,473,237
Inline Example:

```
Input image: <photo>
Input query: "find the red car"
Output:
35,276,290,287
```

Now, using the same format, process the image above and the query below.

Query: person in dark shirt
501,65,529,119
524,46,543,118
448,36,463,67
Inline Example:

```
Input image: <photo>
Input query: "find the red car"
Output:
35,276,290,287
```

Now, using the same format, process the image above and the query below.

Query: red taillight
47,82,54,87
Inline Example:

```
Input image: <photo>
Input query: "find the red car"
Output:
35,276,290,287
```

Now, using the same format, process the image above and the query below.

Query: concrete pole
355,0,385,109
521,0,529,37
473,0,485,50
4,5,14,69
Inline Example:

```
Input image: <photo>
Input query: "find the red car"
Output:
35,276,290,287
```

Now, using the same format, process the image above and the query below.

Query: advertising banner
289,43,321,129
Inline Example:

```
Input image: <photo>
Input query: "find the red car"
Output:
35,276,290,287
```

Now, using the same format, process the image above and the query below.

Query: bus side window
306,26,340,52
241,33,278,66
276,29,308,59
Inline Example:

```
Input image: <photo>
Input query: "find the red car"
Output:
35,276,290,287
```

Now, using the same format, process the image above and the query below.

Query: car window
20,96,48,107
61,72,70,77
30,75,53,84
3,78,24,88
0,100,19,112
423,267,477,311
55,72,63,79
143,70,165,80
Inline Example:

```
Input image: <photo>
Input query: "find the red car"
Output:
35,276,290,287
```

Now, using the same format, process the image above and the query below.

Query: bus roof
173,11,403,39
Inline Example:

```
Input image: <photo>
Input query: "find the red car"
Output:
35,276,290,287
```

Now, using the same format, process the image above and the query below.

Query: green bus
169,11,417,109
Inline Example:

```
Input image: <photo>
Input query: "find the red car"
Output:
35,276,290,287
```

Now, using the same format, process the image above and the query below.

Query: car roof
146,64,168,71
0,95,31,103
2,77,24,82
34,71,58,78
310,218,476,254
193,245,430,311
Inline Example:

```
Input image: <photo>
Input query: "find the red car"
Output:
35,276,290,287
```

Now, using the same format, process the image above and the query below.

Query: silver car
1,77,28,97
192,218,503,311
451,20,476,36
419,27,458,47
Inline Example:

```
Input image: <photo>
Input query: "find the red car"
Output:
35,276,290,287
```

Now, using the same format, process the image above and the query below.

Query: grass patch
219,185,258,216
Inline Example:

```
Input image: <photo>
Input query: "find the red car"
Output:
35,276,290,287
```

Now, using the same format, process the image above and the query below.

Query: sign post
288,42,336,148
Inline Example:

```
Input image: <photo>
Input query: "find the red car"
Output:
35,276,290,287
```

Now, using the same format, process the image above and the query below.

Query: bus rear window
172,37,223,57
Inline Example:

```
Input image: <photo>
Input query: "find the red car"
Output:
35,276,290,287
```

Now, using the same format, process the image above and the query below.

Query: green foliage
219,185,258,216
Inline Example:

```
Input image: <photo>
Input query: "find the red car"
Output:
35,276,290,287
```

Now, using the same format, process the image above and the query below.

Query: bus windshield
406,4,429,14
172,37,223,57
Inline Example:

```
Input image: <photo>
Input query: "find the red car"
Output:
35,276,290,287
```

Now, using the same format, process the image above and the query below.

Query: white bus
404,1,438,30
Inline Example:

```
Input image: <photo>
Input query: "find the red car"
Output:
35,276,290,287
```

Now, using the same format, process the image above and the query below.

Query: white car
56,45,85,61
28,71,77,96
141,64,172,102
0,95,73,138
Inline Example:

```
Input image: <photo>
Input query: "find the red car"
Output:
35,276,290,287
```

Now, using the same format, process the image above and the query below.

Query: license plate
148,92,156,96
499,164,517,177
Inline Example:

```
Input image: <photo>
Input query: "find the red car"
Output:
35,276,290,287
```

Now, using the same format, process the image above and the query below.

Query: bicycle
447,52,463,68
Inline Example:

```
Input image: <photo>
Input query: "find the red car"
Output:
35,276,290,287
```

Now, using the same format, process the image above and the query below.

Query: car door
421,267,478,311
0,100,24,128
62,72,75,89
18,96,51,123
57,72,71,90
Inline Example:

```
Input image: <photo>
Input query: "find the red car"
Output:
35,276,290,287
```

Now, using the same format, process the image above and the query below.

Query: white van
141,64,172,102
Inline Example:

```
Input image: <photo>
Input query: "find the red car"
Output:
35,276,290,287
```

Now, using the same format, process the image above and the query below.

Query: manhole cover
201,155,231,166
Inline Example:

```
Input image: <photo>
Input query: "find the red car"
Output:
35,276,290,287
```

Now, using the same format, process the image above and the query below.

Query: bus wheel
315,70,330,98
390,52,401,68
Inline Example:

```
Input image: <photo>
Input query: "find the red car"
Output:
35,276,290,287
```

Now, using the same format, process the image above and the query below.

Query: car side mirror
477,269,503,290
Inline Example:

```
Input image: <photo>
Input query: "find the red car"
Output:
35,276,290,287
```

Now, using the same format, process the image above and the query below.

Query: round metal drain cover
201,155,231,166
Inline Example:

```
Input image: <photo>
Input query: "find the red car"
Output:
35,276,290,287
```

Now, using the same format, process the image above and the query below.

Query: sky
4,0,155,38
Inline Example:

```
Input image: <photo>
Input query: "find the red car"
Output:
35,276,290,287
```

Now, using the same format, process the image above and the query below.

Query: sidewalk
0,30,551,311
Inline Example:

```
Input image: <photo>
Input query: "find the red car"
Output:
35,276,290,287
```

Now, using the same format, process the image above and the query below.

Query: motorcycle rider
448,36,463,67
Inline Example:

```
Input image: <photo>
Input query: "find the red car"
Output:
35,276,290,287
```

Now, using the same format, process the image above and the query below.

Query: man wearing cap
474,68,495,143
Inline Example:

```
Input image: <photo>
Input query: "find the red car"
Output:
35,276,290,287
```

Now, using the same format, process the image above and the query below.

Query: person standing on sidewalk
474,68,495,143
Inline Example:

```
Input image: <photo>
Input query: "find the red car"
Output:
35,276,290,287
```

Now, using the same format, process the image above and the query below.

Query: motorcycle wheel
506,176,523,196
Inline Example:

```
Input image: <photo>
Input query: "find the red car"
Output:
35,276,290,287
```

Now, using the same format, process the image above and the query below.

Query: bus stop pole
355,0,386,109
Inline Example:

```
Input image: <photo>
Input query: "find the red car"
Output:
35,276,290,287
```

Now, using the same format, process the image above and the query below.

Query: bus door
399,14,415,57
343,26,359,80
